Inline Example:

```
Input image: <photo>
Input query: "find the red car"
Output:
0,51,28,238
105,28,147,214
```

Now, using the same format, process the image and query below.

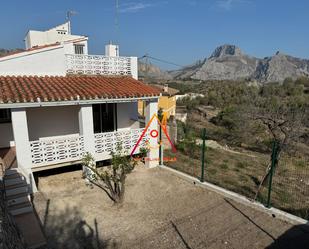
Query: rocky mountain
172,45,309,83
138,62,172,80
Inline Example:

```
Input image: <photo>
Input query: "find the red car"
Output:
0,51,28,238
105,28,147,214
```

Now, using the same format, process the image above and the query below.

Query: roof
150,84,179,96
0,43,61,59
0,76,160,105
0,38,87,59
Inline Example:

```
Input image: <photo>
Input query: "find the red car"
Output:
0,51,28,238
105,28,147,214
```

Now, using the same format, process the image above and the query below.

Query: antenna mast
114,0,119,43
66,10,78,35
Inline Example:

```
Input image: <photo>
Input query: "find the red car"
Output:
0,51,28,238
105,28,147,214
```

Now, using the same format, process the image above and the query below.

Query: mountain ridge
148,45,309,83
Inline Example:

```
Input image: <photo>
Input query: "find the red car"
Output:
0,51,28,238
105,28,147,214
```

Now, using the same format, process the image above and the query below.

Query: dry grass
165,147,309,220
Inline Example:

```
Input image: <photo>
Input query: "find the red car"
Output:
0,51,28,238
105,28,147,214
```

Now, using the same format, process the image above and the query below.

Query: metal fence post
200,128,206,182
159,125,162,165
266,140,278,208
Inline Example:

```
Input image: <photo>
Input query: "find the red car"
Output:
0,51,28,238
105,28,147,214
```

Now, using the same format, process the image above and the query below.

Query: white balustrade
30,135,85,167
30,129,148,167
66,54,133,76
94,128,148,160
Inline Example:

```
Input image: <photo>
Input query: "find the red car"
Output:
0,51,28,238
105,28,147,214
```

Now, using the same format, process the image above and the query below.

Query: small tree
82,143,137,204
240,84,308,200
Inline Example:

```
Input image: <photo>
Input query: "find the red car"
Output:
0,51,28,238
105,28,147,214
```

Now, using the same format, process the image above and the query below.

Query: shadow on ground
38,199,117,249
265,223,309,249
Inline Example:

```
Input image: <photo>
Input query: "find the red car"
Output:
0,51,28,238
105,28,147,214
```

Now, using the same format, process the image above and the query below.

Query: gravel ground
32,164,309,249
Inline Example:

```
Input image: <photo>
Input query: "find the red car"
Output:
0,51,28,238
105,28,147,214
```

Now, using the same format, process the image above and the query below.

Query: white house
0,22,160,197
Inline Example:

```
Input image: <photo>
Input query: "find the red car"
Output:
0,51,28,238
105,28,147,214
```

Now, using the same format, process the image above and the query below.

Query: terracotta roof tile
0,76,160,104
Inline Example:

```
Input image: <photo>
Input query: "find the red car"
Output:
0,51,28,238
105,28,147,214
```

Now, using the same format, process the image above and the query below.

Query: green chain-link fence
164,126,309,220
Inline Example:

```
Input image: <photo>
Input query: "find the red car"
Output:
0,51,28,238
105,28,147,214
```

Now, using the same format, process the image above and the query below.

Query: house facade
0,22,160,193
138,84,179,119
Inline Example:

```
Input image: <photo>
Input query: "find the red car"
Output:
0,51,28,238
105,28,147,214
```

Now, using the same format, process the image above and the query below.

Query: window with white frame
74,44,84,55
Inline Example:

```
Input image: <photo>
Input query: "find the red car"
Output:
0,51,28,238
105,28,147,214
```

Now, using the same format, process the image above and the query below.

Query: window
93,104,117,133
0,109,11,123
74,44,84,55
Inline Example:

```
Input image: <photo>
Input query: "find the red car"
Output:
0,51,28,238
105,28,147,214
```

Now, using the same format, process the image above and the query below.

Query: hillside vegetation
166,77,309,219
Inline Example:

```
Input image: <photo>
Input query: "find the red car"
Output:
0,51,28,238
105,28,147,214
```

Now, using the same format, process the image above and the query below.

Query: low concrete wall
159,165,308,226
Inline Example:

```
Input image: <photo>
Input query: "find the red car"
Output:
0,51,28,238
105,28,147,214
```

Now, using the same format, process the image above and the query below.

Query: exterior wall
158,96,176,118
25,22,87,49
27,106,79,141
117,102,139,130
145,100,159,168
176,93,205,101
138,100,145,116
63,41,88,55
0,123,14,148
25,103,139,141
79,105,95,156
0,47,66,76
105,44,119,57
130,57,138,80
139,96,176,119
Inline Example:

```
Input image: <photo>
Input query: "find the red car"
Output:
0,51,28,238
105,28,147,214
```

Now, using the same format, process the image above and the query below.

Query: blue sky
0,0,308,69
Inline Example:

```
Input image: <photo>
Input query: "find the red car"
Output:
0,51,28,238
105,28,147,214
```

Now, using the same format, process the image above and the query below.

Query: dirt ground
33,164,309,249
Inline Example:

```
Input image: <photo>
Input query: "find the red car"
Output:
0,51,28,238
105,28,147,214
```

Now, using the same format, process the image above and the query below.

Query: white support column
79,105,96,157
11,108,37,192
145,99,159,168
130,57,138,80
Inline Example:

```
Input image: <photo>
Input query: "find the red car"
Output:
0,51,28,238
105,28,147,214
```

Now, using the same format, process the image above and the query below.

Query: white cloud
119,3,153,13
119,1,167,13
216,0,251,11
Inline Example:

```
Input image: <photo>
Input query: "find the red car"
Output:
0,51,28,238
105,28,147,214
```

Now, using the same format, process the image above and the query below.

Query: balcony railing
30,128,147,167
65,54,134,76
30,135,85,167
94,128,148,161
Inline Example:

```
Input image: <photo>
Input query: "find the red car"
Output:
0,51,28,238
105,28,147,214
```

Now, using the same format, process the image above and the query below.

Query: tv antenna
66,10,78,34
114,0,119,43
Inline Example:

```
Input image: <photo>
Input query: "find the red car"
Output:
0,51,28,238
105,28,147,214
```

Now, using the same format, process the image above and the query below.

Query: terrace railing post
266,140,278,208
200,128,206,182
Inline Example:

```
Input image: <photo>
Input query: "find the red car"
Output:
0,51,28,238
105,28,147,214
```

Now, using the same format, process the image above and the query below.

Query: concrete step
4,172,22,180
9,203,33,216
6,185,28,197
4,176,26,187
6,192,30,201
7,196,31,207
5,182,27,190
4,169,19,176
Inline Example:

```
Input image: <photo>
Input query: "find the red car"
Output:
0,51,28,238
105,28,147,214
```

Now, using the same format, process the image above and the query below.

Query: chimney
163,84,169,93
105,42,119,57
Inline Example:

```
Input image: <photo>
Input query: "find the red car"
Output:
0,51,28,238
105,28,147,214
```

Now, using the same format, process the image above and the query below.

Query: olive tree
241,83,308,199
